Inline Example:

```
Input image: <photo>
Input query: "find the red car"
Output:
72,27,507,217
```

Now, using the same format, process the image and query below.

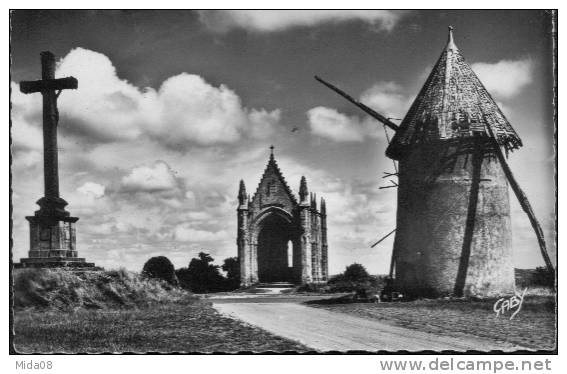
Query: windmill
316,27,554,297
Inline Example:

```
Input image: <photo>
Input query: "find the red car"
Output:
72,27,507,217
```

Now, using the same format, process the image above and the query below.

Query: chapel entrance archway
256,212,298,283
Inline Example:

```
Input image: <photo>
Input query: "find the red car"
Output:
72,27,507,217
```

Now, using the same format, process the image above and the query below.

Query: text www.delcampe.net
379,357,552,372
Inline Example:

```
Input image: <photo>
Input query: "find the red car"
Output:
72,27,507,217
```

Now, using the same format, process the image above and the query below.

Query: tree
343,263,370,281
142,256,178,286
176,252,227,293
222,257,239,281
222,257,240,290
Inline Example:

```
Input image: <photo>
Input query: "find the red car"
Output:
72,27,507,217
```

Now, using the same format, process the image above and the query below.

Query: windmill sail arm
485,125,555,276
370,228,396,248
314,75,400,132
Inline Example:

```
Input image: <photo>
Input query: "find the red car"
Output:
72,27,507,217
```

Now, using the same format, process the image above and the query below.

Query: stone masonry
386,28,519,297
237,147,328,286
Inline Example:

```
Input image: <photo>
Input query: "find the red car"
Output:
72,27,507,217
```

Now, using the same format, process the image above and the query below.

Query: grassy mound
13,268,197,311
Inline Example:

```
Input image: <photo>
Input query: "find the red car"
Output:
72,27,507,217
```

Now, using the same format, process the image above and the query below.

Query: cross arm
20,77,78,94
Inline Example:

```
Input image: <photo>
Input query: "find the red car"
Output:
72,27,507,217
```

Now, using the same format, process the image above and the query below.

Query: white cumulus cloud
77,182,106,198
152,73,279,146
56,48,152,142
307,106,381,142
198,10,406,32
11,48,280,150
121,161,179,193
471,58,534,99
11,82,43,152
359,81,411,118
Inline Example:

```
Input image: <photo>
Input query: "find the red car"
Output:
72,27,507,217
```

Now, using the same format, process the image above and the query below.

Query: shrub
296,282,331,293
142,256,178,286
532,267,555,288
327,263,384,294
516,267,555,289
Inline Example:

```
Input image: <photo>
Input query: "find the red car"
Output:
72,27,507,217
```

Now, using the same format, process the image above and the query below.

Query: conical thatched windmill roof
386,27,523,160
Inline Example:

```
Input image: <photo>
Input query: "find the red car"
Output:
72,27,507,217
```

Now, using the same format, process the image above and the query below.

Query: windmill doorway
256,213,297,283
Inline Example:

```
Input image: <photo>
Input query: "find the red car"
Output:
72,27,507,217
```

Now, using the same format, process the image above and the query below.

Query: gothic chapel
237,147,328,286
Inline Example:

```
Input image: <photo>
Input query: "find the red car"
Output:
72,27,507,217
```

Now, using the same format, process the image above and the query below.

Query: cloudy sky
10,10,555,274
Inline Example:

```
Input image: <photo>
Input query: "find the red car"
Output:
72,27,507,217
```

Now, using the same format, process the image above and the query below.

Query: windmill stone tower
386,28,522,297
237,147,328,286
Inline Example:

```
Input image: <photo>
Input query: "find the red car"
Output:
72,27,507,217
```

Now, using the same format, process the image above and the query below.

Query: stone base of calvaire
14,211,99,270
15,256,98,269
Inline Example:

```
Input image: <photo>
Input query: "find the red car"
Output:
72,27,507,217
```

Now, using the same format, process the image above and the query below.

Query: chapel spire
299,176,309,203
238,179,247,206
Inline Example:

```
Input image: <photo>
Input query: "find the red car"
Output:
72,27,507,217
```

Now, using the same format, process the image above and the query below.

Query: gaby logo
493,288,527,320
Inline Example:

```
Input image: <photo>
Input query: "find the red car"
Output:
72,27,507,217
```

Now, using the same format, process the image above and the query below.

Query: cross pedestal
17,51,95,269
21,211,93,268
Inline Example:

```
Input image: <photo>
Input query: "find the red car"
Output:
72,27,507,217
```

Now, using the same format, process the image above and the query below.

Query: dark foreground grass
307,295,556,351
14,301,309,353
13,268,308,353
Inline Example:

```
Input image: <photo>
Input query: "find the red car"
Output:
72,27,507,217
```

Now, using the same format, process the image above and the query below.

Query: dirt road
213,301,522,352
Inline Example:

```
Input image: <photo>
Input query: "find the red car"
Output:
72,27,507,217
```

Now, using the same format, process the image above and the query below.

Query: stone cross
20,51,77,217
17,51,95,268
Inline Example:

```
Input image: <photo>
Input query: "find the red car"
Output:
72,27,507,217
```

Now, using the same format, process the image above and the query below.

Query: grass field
13,301,308,353
13,268,556,352
12,268,308,353
307,294,556,351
